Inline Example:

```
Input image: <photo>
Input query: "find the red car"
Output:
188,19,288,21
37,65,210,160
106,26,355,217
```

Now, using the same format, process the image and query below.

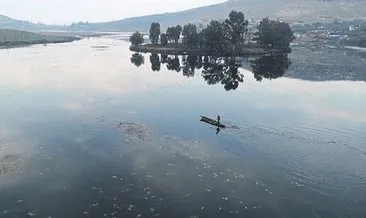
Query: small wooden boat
200,116,226,128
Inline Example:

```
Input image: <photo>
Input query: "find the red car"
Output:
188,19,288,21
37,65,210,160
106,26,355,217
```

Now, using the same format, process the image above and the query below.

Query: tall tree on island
224,10,249,45
173,25,182,43
129,31,144,46
255,18,294,51
182,24,198,48
201,20,231,54
149,23,161,45
160,33,168,46
166,27,174,43
166,25,182,44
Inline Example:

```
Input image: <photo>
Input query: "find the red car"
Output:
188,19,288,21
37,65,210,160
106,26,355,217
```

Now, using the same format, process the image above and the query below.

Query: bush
130,31,144,46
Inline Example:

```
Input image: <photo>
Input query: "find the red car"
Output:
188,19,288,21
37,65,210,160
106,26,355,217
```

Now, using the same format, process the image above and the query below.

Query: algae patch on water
0,154,22,175
118,121,154,142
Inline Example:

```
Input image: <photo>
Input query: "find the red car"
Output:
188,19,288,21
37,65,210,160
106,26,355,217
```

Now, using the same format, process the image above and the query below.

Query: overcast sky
0,0,226,24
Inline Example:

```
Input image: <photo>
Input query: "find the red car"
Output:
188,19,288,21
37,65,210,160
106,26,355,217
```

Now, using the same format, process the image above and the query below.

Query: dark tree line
131,10,294,54
178,11,250,54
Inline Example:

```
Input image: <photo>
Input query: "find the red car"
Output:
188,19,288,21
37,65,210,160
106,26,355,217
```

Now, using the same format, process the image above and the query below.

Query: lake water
0,36,365,218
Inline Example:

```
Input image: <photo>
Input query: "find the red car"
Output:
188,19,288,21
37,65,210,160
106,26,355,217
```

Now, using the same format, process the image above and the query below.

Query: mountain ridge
1,0,366,32
63,0,366,31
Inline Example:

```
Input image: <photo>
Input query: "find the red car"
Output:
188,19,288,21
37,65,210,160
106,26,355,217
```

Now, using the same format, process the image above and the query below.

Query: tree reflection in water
250,53,291,81
161,54,168,64
166,56,181,72
202,56,244,91
130,53,144,67
130,52,291,91
182,55,199,77
150,53,161,71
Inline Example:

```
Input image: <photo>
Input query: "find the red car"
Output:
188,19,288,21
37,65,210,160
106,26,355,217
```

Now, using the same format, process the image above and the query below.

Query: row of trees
130,10,294,53
149,24,184,46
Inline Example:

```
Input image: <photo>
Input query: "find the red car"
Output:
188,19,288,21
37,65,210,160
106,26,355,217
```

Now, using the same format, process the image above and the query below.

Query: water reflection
130,52,292,91
250,53,291,82
166,55,181,72
150,53,161,72
1,38,366,217
202,56,244,91
182,55,200,77
130,53,144,67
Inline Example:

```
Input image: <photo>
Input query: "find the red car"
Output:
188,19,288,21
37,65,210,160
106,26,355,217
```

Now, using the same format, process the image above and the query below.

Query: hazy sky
0,0,226,24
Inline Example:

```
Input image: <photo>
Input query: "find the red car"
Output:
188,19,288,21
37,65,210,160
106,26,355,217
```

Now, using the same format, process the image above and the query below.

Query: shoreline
130,44,275,56
0,37,81,50
344,45,366,51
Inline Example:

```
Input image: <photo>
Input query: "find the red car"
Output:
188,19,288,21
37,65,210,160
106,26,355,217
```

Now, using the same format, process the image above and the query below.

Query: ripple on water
226,121,366,210
284,160,365,207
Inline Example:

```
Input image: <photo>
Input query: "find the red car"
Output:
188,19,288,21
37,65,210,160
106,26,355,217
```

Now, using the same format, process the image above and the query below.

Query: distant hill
81,0,366,31
0,15,61,31
0,29,79,47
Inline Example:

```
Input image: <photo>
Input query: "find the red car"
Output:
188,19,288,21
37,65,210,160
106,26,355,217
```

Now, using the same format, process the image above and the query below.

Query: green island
130,10,294,56
0,29,80,48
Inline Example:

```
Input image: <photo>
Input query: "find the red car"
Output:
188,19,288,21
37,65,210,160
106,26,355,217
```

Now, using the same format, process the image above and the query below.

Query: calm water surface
0,36,365,218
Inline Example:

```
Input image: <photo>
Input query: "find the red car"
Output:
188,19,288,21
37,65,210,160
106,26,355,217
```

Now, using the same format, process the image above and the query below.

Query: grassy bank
130,43,270,56
0,29,80,48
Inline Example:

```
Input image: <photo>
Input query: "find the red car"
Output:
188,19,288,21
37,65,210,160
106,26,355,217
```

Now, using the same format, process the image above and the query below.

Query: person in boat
217,114,221,124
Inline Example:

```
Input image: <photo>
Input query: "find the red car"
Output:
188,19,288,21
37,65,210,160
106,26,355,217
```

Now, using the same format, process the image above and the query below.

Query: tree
182,24,198,48
197,32,205,48
166,25,182,43
149,22,161,45
201,20,231,54
224,10,249,45
173,25,182,43
255,18,294,51
166,27,174,43
160,33,168,46
129,31,144,46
